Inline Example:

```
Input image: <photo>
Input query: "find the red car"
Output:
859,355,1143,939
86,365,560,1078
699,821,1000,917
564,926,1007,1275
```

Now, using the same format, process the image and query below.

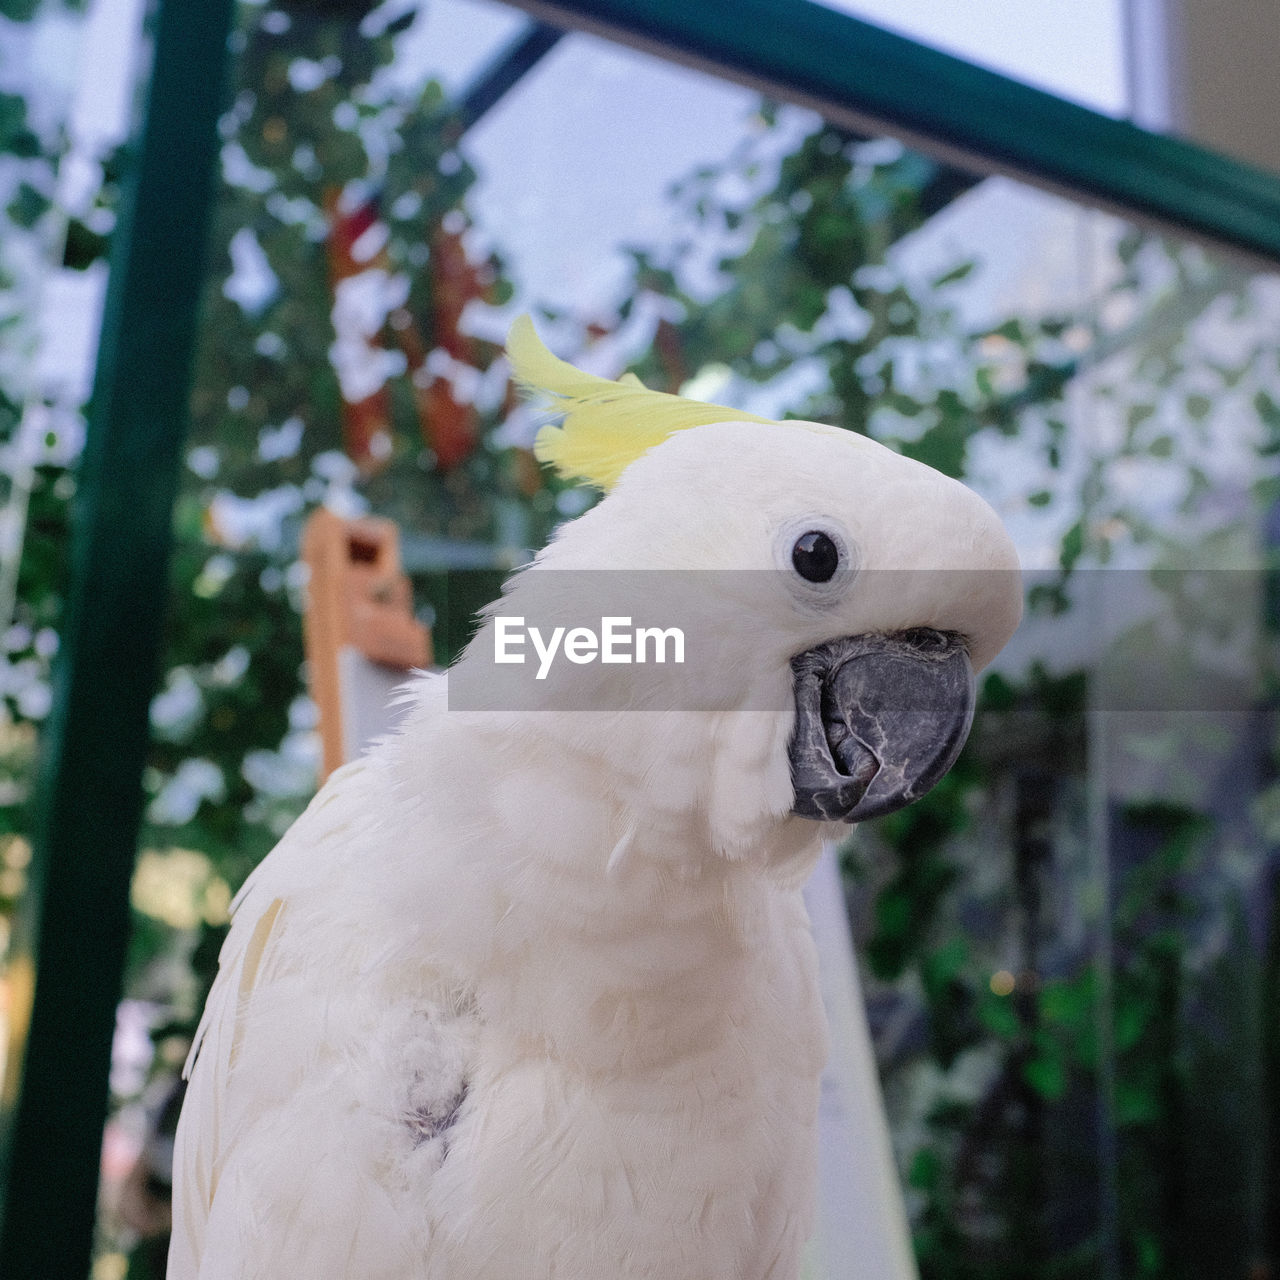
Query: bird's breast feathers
171,743,827,1280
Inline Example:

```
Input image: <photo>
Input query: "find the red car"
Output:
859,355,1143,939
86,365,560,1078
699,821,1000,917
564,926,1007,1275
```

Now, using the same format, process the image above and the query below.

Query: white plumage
170,345,1020,1279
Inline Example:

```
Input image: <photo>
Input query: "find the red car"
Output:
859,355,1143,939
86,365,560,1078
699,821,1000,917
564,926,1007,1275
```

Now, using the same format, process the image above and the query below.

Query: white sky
465,34,768,316
393,0,1128,318
818,0,1128,114
399,0,1129,114
24,0,145,405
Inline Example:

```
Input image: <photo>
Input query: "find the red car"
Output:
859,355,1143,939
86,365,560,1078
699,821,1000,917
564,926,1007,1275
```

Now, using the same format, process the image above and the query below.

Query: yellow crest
507,315,771,491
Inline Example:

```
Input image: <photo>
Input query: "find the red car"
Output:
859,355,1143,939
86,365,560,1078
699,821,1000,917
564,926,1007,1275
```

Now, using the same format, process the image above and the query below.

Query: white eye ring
772,516,857,604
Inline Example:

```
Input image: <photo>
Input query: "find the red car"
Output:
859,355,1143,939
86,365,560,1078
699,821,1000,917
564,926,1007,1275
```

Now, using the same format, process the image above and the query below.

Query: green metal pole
0,0,235,1274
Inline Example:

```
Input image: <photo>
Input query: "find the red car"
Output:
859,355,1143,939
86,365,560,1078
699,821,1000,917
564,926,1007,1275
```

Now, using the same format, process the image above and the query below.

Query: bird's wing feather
168,758,386,1279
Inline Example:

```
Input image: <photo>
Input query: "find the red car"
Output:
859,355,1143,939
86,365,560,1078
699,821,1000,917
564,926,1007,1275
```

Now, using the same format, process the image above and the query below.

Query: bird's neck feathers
387,664,822,892
371,679,825,1073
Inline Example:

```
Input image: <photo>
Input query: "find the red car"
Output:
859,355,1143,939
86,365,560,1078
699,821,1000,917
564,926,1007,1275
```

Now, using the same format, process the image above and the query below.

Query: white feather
170,417,1021,1280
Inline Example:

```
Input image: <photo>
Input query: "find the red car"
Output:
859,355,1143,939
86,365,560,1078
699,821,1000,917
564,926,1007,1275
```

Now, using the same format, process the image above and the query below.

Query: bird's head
457,319,1021,864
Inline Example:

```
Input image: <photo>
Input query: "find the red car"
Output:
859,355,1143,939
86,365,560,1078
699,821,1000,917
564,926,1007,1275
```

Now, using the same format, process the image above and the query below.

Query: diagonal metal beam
0,1,235,1274
457,20,564,132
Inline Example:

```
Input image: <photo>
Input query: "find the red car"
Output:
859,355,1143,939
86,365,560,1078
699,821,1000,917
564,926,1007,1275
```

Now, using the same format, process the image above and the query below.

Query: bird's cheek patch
706,707,804,860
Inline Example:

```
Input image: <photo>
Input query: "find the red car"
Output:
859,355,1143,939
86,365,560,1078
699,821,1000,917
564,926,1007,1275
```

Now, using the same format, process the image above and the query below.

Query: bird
168,317,1022,1280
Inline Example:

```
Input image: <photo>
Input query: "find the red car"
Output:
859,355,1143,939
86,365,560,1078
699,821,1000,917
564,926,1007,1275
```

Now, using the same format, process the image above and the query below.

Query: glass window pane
815,0,1129,114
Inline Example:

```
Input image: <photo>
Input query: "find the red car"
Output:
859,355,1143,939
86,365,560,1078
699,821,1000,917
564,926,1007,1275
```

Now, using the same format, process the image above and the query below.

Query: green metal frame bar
0,0,235,1275
504,0,1280,267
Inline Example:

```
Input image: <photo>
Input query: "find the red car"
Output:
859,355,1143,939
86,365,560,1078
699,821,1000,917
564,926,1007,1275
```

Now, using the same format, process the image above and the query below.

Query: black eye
791,530,840,583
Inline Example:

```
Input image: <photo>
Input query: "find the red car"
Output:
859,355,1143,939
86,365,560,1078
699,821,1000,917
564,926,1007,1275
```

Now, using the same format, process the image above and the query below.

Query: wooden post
301,509,432,781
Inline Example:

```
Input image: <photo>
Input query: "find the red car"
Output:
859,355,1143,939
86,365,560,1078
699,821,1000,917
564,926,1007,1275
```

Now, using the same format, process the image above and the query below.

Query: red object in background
417,373,478,471
327,191,379,261
325,187,393,477
325,190,511,475
391,297,479,472
411,223,495,469
428,222,488,361
653,316,689,392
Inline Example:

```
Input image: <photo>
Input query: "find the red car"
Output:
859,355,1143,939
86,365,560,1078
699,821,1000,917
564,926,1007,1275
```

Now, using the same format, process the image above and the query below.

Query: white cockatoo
169,318,1021,1280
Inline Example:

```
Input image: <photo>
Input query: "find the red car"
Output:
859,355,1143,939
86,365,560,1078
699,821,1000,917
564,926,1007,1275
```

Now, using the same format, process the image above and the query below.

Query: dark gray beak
789,628,974,823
